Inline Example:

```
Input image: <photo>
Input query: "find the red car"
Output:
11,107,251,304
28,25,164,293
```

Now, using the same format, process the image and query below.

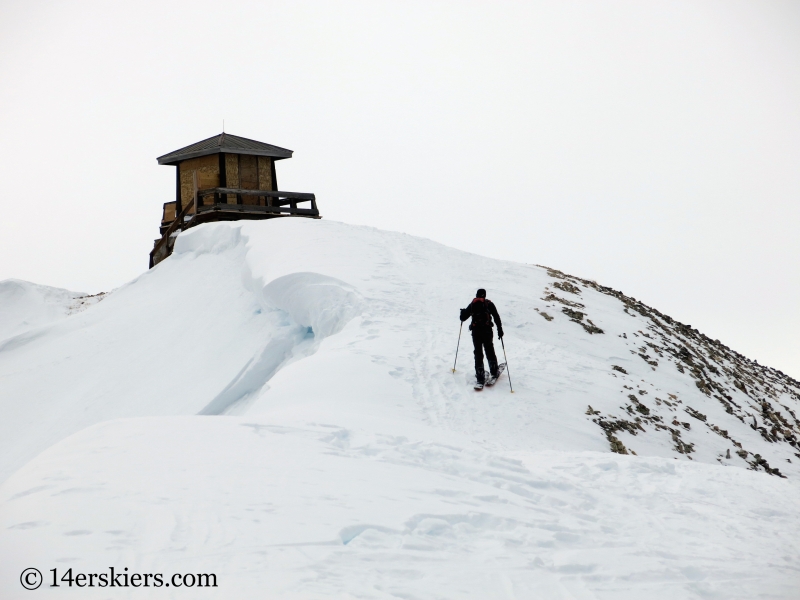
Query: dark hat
476,288,486,298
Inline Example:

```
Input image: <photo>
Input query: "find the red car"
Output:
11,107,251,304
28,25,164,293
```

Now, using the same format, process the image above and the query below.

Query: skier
460,288,504,387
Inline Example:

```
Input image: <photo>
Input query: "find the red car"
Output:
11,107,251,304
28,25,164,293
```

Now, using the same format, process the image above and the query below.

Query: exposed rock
553,281,582,295
541,264,800,477
685,407,707,422
561,307,604,335
542,292,584,309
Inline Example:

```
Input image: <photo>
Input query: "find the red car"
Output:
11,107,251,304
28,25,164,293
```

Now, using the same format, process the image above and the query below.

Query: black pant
472,327,498,383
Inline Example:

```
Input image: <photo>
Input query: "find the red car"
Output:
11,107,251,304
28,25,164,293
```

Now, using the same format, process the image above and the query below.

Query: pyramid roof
157,133,293,165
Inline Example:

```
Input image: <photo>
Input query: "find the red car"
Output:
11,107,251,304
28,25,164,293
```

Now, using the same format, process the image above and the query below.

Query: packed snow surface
0,279,105,342
1,219,799,598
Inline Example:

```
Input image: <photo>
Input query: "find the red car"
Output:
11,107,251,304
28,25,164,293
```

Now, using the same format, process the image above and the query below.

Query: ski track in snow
1,218,799,598
1,417,798,599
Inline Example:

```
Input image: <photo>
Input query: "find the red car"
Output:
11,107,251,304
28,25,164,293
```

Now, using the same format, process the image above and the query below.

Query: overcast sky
1,0,798,376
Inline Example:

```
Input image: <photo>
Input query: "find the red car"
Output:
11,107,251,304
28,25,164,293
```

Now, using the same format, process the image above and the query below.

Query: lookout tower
150,132,319,267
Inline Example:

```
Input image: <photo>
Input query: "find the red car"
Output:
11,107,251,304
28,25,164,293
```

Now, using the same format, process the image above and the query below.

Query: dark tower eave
157,132,293,165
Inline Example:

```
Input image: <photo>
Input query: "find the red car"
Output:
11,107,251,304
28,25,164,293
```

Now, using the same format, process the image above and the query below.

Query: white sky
1,0,798,377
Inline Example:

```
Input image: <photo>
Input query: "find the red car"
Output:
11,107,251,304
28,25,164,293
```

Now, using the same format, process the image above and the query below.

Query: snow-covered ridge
1,219,799,598
537,266,800,477
0,279,107,342
1,219,799,480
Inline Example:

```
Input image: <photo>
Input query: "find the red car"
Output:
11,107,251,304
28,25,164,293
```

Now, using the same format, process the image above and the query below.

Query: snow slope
0,279,105,342
1,219,799,598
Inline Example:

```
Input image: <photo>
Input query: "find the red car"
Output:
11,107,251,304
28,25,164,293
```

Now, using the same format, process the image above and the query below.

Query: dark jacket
460,298,503,334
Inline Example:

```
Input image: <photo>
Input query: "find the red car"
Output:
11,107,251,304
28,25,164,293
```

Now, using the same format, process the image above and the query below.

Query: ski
485,363,507,387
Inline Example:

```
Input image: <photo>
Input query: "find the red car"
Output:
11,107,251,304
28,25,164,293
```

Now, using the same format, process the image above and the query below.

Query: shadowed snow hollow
1,219,799,598
262,272,362,339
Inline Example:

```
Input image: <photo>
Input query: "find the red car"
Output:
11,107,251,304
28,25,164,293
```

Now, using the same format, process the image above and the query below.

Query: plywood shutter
224,154,239,204
179,155,220,212
257,157,273,191
238,155,258,205
162,202,176,223
179,168,195,214
256,157,273,205
239,155,258,189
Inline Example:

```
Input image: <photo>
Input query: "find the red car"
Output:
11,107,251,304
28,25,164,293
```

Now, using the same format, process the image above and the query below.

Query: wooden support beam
196,203,318,216
218,153,227,188
175,165,181,211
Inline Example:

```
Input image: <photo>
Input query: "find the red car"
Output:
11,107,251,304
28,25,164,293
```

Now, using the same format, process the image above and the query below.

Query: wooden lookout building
150,132,319,267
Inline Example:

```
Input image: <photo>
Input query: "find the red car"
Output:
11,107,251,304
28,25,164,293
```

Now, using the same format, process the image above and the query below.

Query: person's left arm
490,302,503,337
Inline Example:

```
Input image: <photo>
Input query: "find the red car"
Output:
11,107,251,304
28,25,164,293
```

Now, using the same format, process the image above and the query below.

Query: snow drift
1,219,799,598
0,279,105,342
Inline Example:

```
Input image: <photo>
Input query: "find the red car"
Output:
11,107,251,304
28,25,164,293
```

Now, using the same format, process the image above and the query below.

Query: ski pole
452,321,463,373
500,336,514,393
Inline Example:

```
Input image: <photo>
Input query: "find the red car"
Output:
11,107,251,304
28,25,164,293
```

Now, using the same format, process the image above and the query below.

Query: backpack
471,298,493,328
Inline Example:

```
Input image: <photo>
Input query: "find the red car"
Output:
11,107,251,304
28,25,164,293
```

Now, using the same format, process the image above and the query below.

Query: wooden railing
196,188,318,216
149,183,318,268
149,190,197,268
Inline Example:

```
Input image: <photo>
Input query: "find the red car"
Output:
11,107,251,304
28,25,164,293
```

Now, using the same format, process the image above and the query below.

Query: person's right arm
460,304,471,322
